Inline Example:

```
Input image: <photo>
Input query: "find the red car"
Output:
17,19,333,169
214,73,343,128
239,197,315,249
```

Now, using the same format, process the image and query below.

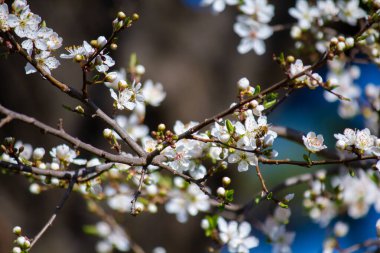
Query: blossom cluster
303,169,380,227
0,0,62,74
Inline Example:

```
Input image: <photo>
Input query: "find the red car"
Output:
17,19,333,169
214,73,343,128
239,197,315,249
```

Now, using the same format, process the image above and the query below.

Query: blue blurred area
262,64,380,253
182,0,202,9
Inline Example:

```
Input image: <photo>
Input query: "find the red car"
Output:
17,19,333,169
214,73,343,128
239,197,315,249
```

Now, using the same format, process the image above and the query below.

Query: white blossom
201,0,238,13
8,7,41,38
338,0,366,26
302,132,327,153
234,15,273,55
25,51,60,75
142,79,166,107
165,184,210,223
217,217,259,253
239,0,274,23
0,3,9,32
49,144,86,166
289,0,319,30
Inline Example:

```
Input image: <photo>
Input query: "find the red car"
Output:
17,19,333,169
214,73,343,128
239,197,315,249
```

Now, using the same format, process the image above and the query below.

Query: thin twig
259,155,377,167
29,170,78,250
255,164,269,194
339,238,380,253
0,115,12,128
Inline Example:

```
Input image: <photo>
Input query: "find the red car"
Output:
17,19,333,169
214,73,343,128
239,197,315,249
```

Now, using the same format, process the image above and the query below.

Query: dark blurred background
1,1,379,253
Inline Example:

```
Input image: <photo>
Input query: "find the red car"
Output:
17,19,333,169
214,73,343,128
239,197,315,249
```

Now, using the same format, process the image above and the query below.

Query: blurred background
0,0,379,252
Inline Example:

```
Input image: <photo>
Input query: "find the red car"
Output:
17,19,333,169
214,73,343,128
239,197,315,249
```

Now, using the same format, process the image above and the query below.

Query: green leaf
82,225,98,235
129,52,137,69
263,99,277,109
92,74,100,81
266,192,273,200
226,120,235,134
303,154,312,165
349,168,355,177
225,189,234,202
278,202,289,208
254,85,261,95
255,195,261,204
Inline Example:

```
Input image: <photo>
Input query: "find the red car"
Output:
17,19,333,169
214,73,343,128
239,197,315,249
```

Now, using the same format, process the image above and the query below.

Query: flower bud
74,54,83,63
217,187,226,197
158,123,166,132
103,128,113,139
132,13,140,21
135,202,144,212
29,183,41,194
345,37,354,48
148,203,158,213
16,236,26,246
337,42,346,52
110,43,118,50
222,177,231,187
50,162,60,170
117,11,127,20
135,64,146,75
97,36,107,48
286,55,295,63
12,247,21,253
237,77,250,89
201,219,209,229
334,221,349,237
118,80,128,90
330,37,338,46
105,72,117,82
90,40,98,48
336,140,346,150
12,226,22,236
32,147,45,160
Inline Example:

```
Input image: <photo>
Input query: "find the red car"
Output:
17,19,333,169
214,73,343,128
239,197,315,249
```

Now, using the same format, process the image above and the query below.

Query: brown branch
0,115,13,128
0,160,114,181
130,166,147,215
255,164,269,194
271,125,339,159
339,238,380,253
0,104,145,166
259,155,377,167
